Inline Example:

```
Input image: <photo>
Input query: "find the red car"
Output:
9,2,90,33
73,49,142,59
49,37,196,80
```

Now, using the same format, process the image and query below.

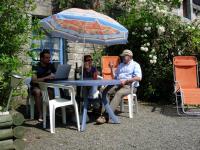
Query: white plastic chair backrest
131,81,137,88
97,75,103,80
131,82,137,95
52,84,75,100
24,77,31,89
38,82,75,102
49,84,76,103
24,78,32,96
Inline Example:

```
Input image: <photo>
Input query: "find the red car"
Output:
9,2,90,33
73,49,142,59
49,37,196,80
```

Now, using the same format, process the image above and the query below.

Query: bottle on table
75,62,80,80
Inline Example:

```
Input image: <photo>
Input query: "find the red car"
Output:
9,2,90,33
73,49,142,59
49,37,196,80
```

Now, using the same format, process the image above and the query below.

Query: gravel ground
23,103,200,150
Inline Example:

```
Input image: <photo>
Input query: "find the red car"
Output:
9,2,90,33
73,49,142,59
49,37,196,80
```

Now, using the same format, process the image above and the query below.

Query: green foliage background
0,0,35,107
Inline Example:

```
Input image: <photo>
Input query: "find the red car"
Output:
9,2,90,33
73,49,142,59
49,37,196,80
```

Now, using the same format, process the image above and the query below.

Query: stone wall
64,42,103,79
31,0,52,16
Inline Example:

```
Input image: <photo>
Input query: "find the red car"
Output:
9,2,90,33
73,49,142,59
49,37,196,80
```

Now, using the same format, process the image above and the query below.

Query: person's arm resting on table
32,64,56,83
32,73,55,83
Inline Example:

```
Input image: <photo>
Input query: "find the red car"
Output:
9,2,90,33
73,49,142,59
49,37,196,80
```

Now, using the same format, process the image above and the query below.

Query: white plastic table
47,79,121,131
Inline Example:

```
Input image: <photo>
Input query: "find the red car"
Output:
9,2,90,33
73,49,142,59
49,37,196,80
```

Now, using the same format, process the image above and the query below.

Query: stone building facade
172,0,200,21
64,42,103,79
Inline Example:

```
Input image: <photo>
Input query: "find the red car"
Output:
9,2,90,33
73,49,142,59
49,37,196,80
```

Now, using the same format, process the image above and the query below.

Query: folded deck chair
102,56,120,80
173,56,200,115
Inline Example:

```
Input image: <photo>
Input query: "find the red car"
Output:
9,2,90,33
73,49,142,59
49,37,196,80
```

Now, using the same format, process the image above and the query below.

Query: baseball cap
120,49,133,57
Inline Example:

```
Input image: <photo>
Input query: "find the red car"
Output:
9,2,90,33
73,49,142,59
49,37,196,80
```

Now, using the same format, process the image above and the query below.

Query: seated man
96,49,142,124
31,49,56,121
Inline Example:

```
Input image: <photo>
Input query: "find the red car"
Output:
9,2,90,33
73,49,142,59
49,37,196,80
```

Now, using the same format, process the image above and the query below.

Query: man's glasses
85,59,93,62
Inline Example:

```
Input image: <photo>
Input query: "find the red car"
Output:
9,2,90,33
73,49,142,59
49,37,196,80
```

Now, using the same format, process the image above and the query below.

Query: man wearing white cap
96,49,142,124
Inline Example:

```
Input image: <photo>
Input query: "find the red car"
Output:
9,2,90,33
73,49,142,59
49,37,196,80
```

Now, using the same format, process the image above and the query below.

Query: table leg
102,98,120,124
81,97,88,131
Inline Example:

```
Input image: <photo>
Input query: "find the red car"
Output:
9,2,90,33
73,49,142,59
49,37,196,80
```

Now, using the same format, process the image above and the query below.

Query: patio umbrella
40,9,128,127
40,8,128,46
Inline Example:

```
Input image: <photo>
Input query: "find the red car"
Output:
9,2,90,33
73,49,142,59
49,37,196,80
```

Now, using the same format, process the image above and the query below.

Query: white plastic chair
120,82,138,118
24,78,35,119
98,76,138,118
24,78,62,120
120,86,138,118
38,82,80,133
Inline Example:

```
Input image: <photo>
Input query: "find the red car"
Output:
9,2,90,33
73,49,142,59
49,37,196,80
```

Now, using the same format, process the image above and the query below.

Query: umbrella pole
79,35,86,115
81,28,87,80
92,44,96,67
80,33,86,104
81,43,86,80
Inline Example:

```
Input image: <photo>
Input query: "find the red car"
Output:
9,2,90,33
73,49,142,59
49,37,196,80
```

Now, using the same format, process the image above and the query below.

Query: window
183,0,189,19
30,16,64,67
183,0,192,19
193,0,200,6
193,0,200,16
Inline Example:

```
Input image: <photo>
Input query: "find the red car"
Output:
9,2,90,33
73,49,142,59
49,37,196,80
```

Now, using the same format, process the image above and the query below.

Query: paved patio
23,103,200,150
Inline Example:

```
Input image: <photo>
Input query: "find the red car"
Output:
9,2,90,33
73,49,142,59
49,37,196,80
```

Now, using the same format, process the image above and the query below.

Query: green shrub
106,0,200,103
0,0,35,107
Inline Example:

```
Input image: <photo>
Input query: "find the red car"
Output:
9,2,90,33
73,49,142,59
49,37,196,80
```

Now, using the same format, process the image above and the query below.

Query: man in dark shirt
31,49,56,121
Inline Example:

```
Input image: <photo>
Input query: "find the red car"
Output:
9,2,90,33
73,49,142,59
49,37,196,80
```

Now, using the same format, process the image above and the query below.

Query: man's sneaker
96,116,107,124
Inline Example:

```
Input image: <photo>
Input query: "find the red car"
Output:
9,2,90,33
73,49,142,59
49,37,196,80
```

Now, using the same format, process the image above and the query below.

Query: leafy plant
106,0,200,103
52,0,101,12
0,0,35,107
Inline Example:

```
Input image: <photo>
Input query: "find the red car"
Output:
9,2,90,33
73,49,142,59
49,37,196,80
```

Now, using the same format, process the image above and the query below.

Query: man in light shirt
96,49,142,124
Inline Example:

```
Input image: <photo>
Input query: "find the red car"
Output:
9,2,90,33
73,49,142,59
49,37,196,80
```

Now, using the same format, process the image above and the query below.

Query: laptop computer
54,64,71,80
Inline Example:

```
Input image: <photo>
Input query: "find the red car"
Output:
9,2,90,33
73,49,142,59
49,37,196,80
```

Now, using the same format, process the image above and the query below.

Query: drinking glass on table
93,72,98,80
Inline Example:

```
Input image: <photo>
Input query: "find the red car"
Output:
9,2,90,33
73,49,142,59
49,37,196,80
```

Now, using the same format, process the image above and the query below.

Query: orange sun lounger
173,56,200,115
